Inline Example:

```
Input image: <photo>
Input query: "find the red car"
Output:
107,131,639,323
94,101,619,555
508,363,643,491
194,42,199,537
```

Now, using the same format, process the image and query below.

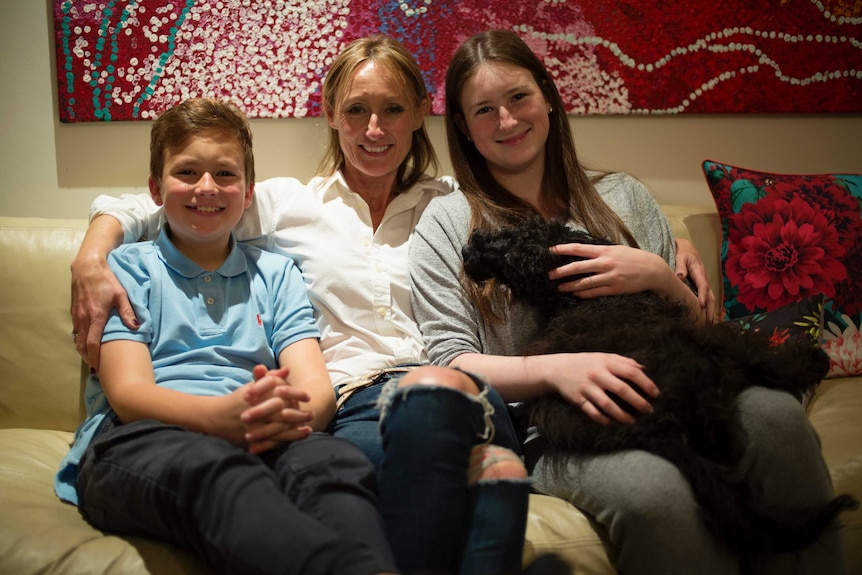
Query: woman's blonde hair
318,36,438,191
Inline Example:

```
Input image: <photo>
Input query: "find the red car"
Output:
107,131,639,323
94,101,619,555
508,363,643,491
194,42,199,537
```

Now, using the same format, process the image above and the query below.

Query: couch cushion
524,493,614,573
702,161,862,378
0,218,88,431
0,428,207,575
806,376,862,574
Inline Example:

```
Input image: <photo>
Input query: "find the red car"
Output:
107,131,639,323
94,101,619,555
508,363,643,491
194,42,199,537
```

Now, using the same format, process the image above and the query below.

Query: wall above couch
2,0,861,219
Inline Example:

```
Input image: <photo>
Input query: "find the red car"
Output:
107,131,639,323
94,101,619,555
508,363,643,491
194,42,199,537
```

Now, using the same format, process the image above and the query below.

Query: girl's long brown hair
445,30,638,321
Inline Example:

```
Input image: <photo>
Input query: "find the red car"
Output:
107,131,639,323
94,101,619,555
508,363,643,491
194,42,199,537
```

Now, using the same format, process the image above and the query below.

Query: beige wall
2,0,860,218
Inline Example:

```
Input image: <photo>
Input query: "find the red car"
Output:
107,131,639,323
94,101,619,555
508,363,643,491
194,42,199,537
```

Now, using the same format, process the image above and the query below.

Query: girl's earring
548,106,553,114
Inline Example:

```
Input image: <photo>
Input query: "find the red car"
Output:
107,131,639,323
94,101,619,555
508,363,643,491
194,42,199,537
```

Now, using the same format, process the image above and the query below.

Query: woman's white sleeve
90,193,163,244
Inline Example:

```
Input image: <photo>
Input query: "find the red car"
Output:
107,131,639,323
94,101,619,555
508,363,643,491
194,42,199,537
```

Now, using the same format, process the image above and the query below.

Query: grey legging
529,386,846,575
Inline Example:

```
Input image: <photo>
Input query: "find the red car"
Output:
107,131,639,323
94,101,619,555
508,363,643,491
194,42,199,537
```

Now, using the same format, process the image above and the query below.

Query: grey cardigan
409,172,677,368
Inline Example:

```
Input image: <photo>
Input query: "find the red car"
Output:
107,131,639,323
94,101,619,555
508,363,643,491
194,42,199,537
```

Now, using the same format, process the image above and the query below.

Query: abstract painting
54,0,862,121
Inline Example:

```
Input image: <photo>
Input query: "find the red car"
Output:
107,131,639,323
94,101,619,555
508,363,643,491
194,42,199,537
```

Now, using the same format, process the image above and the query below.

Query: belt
335,365,416,411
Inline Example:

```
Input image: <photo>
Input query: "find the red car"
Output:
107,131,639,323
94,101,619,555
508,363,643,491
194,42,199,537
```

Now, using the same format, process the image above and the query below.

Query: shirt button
206,297,215,305
203,276,212,283
377,307,386,318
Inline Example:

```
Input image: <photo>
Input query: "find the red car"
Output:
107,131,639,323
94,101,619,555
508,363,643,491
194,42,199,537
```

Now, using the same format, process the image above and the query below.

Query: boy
55,99,397,575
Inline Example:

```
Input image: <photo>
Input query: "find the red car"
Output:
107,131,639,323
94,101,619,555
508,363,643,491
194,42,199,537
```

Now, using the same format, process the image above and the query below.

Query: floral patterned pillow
731,294,824,350
730,294,825,405
702,160,862,378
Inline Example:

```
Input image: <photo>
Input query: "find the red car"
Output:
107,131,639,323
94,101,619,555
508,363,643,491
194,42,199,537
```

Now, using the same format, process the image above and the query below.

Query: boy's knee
398,365,480,395
468,444,527,485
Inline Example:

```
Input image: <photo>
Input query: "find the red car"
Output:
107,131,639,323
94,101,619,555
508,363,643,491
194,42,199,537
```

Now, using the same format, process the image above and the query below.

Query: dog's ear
462,230,510,282
462,240,493,281
462,219,618,302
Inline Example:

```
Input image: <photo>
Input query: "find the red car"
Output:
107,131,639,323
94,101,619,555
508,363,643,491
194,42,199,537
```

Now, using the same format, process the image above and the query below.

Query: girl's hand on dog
550,243,708,325
549,243,672,297
542,352,659,425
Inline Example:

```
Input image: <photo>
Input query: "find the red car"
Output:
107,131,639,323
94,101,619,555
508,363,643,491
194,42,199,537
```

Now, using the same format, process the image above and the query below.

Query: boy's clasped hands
239,365,315,454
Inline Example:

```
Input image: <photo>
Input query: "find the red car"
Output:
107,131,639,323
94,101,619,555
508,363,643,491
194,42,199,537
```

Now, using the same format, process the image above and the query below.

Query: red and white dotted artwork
54,0,862,121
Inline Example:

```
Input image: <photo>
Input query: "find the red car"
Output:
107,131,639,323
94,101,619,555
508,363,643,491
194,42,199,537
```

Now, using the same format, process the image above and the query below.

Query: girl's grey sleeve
409,194,483,367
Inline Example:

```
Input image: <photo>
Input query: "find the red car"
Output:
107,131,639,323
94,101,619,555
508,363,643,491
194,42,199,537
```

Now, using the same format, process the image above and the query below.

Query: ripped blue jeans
326,366,529,575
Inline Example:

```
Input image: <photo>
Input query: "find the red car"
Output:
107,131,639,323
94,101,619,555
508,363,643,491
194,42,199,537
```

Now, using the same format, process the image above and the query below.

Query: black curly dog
462,217,857,557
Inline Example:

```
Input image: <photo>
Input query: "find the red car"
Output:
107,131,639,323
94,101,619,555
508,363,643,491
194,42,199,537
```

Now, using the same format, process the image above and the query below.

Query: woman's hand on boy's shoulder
70,215,140,370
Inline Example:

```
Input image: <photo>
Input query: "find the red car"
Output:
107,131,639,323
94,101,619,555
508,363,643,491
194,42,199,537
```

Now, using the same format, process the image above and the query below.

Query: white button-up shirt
92,172,452,387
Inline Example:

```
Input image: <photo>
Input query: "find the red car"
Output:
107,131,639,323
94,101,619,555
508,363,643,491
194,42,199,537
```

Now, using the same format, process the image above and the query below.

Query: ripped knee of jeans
378,366,497,444
397,365,480,393
468,444,528,486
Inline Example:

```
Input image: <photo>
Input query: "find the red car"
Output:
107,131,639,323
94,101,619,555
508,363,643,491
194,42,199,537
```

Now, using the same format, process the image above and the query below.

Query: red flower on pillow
767,176,862,314
726,196,847,312
766,328,791,346
704,159,862,378
771,176,862,253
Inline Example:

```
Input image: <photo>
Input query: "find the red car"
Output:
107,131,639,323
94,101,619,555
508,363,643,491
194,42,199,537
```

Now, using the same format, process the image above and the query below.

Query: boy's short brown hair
150,98,254,185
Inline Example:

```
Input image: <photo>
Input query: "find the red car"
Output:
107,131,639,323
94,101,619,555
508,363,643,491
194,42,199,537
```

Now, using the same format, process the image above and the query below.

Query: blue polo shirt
55,227,319,504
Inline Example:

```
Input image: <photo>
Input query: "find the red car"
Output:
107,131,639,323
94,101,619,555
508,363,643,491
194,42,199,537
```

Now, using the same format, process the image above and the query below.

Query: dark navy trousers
77,421,396,575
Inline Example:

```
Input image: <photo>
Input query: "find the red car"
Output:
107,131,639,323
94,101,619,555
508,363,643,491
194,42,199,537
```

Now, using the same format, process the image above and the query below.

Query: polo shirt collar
156,225,248,279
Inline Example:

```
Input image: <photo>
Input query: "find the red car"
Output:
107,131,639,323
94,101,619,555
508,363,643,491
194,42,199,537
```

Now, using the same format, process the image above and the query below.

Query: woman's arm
451,351,657,425
550,174,708,324
73,183,287,368
675,238,717,323
71,215,138,369
73,193,165,368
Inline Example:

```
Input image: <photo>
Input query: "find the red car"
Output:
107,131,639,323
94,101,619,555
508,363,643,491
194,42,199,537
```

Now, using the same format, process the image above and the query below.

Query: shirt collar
156,225,248,279
319,171,435,214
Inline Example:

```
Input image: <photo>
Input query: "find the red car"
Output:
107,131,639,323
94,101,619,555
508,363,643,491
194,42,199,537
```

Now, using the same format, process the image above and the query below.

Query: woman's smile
360,143,393,155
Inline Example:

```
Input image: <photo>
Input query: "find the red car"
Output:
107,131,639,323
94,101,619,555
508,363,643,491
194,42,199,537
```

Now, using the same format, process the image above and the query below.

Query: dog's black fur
462,217,858,557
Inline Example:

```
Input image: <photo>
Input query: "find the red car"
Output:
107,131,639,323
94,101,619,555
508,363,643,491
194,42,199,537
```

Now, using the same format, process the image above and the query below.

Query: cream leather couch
1,209,860,575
